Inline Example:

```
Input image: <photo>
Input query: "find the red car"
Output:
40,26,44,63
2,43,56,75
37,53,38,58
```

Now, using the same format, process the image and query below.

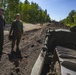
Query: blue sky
20,0,76,21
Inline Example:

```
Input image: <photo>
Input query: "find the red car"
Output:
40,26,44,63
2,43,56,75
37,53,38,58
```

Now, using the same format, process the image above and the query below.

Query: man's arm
4,20,6,27
21,22,23,34
9,22,14,35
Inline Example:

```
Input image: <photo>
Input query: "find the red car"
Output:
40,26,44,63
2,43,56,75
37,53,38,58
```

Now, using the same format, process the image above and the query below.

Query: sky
20,0,76,21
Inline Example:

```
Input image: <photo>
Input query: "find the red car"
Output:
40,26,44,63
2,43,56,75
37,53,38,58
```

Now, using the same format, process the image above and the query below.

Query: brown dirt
0,23,70,75
0,24,50,75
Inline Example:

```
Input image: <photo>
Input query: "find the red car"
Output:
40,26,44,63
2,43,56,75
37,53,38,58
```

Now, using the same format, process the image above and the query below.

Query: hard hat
16,13,20,16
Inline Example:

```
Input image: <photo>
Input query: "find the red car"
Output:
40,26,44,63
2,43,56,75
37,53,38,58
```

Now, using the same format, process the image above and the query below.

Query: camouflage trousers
0,34,4,54
11,34,22,50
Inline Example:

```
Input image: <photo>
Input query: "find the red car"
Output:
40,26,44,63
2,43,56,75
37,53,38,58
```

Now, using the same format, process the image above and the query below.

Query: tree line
61,10,76,27
0,0,51,24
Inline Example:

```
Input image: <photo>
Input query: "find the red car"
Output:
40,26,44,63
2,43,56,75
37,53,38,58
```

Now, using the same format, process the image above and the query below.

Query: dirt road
0,23,50,75
4,23,41,35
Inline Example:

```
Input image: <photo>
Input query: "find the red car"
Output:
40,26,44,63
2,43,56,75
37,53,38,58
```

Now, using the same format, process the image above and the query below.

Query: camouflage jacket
0,16,5,34
10,20,23,36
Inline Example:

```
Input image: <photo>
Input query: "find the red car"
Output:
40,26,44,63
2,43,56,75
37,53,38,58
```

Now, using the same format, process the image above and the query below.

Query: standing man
0,7,5,55
9,13,23,51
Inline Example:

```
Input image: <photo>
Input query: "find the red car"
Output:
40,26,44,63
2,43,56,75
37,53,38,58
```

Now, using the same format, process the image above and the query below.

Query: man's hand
8,34,13,41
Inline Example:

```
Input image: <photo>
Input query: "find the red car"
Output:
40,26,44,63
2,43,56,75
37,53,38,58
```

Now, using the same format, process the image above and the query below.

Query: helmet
16,13,20,16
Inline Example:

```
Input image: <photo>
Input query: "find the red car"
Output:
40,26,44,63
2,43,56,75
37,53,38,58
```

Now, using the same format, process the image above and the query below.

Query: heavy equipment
31,28,76,75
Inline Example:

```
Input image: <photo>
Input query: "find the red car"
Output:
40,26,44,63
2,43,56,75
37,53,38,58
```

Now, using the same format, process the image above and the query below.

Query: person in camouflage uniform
9,13,23,51
0,8,5,55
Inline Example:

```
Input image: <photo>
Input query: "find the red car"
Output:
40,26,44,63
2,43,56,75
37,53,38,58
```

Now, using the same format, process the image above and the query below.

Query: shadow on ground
8,49,23,74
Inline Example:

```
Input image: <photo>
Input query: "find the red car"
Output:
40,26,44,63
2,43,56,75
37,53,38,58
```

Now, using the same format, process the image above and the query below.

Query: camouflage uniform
9,20,23,50
0,15,5,54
